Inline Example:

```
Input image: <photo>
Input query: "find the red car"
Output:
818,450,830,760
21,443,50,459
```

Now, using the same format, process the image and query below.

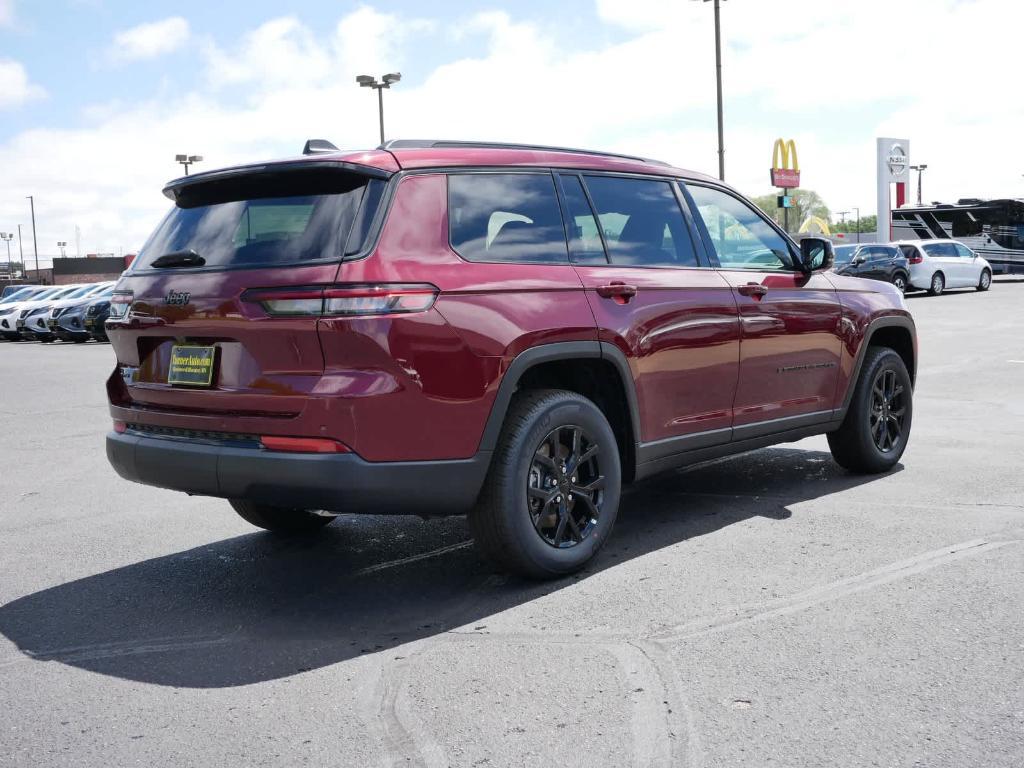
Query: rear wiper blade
151,249,205,268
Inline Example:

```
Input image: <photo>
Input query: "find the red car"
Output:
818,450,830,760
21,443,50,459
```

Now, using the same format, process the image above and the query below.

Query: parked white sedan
895,239,992,295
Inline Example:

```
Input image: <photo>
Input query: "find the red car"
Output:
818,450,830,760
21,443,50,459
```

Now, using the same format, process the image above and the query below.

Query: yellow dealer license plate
168,345,216,387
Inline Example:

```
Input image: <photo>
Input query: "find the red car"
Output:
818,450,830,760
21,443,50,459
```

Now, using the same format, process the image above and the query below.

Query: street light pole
852,207,861,244
26,196,39,281
0,233,12,273
712,0,725,180
910,164,928,206
694,0,727,180
175,154,203,176
357,73,402,146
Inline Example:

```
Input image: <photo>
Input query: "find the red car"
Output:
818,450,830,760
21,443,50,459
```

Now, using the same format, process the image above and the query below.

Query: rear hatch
107,161,389,429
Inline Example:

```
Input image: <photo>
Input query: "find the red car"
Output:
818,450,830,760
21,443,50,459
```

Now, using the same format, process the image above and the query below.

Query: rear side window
583,176,698,267
448,173,568,263
558,174,607,264
922,242,958,258
898,244,920,259
135,168,380,270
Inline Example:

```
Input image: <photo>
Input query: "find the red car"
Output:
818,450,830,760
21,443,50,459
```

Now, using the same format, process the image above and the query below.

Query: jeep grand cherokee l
106,139,916,579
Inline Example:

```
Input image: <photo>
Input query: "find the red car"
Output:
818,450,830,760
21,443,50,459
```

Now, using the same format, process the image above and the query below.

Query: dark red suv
106,140,916,578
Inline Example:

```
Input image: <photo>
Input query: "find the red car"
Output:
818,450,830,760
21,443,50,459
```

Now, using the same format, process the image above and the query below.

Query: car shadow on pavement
0,447,899,689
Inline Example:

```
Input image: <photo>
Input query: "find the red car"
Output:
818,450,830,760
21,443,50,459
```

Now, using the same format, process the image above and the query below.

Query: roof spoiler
302,139,340,155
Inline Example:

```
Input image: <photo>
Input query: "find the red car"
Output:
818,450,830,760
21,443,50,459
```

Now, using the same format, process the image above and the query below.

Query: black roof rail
379,139,670,166
303,139,340,155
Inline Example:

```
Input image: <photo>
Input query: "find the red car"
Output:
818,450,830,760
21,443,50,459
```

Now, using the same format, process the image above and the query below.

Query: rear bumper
106,431,490,517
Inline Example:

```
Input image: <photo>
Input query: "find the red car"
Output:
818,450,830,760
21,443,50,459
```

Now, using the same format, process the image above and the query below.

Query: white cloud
2,2,1024,257
0,0,14,27
110,17,190,63
0,59,45,110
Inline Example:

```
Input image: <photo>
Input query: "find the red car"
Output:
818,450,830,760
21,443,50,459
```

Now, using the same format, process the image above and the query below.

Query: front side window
582,176,698,268
686,184,795,271
448,173,568,263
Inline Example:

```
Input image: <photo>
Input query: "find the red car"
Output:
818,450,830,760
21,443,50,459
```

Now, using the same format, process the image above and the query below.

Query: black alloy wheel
527,425,604,548
869,368,907,453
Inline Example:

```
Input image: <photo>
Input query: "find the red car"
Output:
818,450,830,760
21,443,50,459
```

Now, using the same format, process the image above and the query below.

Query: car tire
471,389,621,580
828,346,913,474
977,269,991,292
228,499,336,534
892,273,908,293
928,271,945,296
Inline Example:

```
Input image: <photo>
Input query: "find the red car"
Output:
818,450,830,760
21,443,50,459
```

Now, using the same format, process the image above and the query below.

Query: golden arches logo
770,138,800,188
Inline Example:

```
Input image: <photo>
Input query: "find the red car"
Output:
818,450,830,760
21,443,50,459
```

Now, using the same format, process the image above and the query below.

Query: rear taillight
243,284,438,317
260,436,350,453
109,291,133,318
907,253,923,265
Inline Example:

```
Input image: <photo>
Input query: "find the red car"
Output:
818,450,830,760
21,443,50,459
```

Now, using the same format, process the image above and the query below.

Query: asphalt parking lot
1,279,1022,767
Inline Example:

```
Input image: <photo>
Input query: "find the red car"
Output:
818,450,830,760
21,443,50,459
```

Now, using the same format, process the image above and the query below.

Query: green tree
752,189,831,234
831,215,877,234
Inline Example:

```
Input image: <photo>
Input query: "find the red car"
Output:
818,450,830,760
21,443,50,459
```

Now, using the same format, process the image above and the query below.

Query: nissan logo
887,144,908,176
164,290,191,306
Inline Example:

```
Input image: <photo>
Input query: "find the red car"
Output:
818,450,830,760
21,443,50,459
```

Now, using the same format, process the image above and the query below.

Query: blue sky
1,0,1021,259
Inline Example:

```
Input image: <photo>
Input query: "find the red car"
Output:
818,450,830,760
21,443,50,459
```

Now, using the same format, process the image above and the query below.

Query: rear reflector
113,420,127,433
259,436,351,453
243,284,437,317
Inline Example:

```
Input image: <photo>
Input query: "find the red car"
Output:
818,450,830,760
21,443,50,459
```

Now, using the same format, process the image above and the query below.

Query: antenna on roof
302,139,340,155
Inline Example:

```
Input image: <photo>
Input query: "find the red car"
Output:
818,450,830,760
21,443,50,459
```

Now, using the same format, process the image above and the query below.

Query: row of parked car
832,238,994,295
0,282,116,343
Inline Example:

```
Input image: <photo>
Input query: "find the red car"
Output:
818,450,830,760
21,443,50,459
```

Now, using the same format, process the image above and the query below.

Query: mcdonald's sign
770,138,800,188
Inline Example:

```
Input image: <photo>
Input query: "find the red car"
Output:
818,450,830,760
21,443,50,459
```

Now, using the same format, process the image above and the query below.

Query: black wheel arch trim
836,315,917,419
477,340,642,454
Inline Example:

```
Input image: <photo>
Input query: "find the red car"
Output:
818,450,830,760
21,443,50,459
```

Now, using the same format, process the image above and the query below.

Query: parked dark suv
106,140,916,578
833,244,911,293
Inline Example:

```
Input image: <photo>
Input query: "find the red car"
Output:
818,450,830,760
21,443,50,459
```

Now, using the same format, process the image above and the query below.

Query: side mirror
798,237,834,273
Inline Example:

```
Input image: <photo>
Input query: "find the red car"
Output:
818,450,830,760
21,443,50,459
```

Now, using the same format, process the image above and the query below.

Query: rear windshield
134,168,382,270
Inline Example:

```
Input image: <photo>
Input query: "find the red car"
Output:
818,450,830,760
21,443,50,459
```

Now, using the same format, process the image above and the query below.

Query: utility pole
852,207,861,244
17,224,24,272
26,196,39,281
837,210,850,225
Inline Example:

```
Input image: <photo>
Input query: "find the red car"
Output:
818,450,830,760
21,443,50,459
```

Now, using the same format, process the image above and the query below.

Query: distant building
52,256,130,285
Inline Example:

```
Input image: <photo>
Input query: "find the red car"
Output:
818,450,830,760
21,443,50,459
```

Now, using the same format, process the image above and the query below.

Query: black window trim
680,180,803,274
445,169,573,266
553,171,610,265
